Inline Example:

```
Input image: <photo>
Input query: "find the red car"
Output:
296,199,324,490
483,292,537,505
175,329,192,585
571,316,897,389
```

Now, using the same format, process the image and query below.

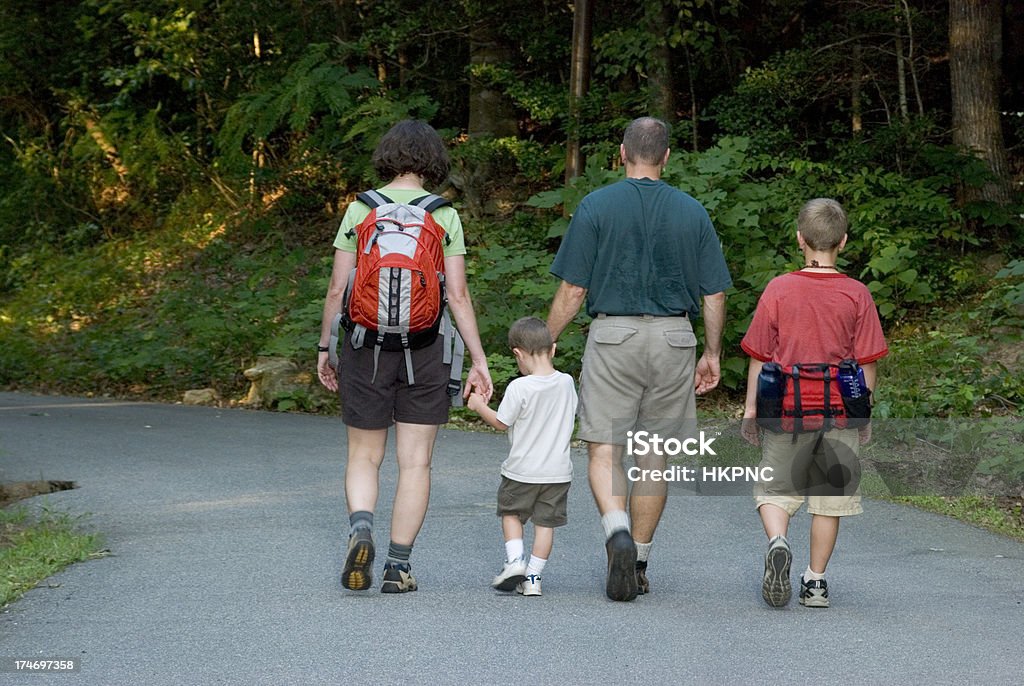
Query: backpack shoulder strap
356,190,394,209
410,194,451,213
410,194,453,245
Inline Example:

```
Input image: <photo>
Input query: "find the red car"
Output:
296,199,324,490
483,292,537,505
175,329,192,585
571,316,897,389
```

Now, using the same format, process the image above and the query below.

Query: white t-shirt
495,371,578,484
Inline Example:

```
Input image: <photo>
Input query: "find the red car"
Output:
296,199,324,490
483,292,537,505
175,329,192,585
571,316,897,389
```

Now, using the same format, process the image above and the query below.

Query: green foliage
217,43,378,172
709,50,819,154
1,506,104,607
877,325,1023,420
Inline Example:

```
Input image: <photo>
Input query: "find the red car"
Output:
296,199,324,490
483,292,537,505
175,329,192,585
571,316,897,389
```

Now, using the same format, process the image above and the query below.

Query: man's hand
694,353,721,395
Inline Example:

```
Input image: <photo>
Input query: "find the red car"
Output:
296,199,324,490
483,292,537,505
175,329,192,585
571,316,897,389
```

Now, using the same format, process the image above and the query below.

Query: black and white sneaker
799,575,830,608
761,535,792,607
635,560,650,595
341,528,374,591
380,561,418,594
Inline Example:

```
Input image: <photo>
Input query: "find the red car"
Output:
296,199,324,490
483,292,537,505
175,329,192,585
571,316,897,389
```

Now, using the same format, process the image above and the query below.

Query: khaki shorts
577,315,697,446
754,428,863,517
337,333,451,430
497,477,570,528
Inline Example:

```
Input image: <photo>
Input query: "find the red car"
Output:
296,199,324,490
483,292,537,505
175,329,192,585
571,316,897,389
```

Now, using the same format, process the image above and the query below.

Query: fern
217,43,377,168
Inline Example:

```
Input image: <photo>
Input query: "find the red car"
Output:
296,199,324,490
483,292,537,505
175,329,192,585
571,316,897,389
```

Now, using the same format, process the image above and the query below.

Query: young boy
740,198,888,608
467,316,578,597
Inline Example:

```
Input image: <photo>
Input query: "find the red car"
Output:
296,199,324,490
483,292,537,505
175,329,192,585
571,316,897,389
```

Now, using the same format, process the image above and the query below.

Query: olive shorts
497,477,570,528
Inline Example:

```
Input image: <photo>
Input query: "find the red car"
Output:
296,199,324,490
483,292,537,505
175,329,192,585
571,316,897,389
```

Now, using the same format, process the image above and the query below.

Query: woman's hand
317,351,337,392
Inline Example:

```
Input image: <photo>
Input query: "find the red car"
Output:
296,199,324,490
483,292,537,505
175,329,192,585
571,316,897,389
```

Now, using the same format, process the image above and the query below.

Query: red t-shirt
741,271,888,366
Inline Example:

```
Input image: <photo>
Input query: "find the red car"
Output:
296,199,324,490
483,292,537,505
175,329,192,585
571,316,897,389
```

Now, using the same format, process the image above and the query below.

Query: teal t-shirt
550,178,732,318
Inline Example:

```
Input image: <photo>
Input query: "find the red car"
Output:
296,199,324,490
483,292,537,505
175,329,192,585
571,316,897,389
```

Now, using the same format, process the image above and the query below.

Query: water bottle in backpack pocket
755,362,785,432
837,359,871,428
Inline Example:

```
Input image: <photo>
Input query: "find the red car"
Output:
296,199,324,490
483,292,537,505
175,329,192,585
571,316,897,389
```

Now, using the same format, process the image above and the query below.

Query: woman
317,120,492,593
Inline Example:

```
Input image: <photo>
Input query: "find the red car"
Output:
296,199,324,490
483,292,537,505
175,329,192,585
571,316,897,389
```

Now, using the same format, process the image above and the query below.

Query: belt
595,313,687,320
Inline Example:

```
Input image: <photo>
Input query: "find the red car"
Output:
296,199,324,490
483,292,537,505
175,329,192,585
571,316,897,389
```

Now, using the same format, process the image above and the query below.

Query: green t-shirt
333,187,467,257
550,177,732,318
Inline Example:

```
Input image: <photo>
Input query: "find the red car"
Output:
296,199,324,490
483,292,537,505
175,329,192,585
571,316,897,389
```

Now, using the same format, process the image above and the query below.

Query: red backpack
329,190,464,398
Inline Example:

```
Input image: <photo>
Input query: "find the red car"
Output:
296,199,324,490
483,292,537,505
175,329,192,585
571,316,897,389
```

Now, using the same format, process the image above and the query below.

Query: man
547,117,731,601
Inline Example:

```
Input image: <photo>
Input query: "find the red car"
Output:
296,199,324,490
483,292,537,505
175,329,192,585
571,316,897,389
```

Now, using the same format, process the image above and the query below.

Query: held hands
466,391,489,414
464,360,493,404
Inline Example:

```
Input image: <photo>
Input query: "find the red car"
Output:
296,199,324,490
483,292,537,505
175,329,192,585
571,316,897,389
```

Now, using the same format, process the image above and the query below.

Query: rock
242,357,313,408
183,388,220,406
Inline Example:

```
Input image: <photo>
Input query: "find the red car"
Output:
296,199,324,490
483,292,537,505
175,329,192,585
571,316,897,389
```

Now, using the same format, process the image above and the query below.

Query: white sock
635,541,652,563
601,511,630,540
526,555,547,577
804,565,826,581
505,538,524,563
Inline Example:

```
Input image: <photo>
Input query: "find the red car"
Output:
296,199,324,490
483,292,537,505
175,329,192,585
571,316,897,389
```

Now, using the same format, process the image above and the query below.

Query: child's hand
858,422,872,445
467,392,488,413
741,410,760,446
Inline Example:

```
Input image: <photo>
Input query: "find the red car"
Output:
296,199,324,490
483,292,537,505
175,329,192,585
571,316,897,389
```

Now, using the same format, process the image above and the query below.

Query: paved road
0,392,1021,685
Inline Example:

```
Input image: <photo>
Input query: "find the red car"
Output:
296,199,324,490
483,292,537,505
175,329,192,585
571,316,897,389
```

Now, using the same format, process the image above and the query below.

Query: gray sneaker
799,575,830,608
380,561,417,594
341,528,374,591
761,535,792,607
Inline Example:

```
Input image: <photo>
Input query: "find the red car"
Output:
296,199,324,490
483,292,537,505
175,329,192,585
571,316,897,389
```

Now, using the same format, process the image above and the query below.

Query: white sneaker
516,574,542,596
492,558,527,591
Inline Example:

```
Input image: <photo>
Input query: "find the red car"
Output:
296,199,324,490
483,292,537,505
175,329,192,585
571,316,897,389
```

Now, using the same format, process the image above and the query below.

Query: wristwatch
317,345,329,353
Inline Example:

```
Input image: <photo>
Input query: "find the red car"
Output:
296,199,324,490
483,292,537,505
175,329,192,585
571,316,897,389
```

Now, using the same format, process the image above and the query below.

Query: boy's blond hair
508,316,553,355
798,198,848,250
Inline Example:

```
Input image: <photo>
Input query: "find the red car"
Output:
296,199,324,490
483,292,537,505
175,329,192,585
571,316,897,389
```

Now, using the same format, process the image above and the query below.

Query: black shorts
497,477,570,528
337,333,451,429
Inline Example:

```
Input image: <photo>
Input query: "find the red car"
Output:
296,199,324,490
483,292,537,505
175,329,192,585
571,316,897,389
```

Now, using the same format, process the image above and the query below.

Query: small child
467,316,578,596
740,198,888,608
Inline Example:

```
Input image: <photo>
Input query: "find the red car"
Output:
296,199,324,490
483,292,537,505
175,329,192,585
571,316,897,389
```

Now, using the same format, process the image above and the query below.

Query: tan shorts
753,428,863,517
497,477,570,528
577,315,697,446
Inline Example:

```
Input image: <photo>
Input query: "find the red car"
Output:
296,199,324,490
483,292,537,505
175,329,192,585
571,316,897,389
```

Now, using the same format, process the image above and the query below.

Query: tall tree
467,17,518,137
949,0,1014,205
565,0,592,183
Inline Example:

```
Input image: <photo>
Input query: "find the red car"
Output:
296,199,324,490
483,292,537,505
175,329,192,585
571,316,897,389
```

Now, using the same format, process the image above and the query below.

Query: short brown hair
372,120,451,188
798,198,848,250
622,117,670,166
508,316,553,355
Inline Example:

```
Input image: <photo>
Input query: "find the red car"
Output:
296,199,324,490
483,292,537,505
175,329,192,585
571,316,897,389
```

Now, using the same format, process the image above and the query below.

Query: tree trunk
894,9,909,120
949,0,1014,205
851,41,863,133
645,2,675,124
467,21,517,138
565,0,592,184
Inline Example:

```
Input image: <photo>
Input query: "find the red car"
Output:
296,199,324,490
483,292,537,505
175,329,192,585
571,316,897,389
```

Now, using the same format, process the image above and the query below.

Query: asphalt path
0,392,1022,685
